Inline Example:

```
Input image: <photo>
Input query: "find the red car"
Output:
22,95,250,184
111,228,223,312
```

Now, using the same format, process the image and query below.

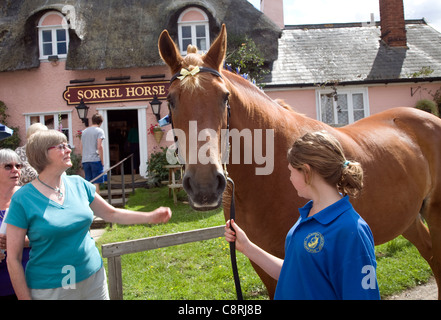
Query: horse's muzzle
183,167,226,211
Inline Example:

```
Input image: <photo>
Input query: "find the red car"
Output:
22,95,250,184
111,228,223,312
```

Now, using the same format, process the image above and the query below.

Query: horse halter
168,66,232,177
168,66,242,300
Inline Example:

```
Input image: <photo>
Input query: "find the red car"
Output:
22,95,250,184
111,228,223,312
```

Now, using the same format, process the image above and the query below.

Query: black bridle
168,67,243,300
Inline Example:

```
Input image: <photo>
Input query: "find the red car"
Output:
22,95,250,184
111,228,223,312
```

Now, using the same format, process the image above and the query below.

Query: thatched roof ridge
0,0,281,72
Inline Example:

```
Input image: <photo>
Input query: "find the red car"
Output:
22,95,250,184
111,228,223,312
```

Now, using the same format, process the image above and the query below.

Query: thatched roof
0,0,281,72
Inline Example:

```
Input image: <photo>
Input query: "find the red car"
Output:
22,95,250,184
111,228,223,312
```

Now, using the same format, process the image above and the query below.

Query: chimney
379,0,407,47
260,0,284,29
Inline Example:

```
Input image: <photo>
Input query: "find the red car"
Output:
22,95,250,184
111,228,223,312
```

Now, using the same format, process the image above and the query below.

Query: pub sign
63,81,169,105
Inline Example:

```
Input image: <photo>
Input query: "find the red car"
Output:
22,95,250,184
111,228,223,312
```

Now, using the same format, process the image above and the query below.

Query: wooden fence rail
101,225,225,300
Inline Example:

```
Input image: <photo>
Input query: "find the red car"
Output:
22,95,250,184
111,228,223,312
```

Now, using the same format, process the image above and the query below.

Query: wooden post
107,256,123,300
102,225,225,300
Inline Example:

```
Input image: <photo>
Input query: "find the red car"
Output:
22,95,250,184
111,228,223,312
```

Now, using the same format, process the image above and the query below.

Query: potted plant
148,123,164,143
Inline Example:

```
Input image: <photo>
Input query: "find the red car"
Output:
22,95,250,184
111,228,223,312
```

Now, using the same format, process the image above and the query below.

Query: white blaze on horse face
165,122,221,166
198,128,219,165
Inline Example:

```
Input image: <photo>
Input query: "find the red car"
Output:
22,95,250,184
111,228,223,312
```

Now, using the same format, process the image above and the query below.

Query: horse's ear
203,24,227,71
158,30,183,74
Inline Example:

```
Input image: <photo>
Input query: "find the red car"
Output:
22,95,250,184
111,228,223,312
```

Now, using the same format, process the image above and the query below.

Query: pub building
1,0,441,177
0,0,280,176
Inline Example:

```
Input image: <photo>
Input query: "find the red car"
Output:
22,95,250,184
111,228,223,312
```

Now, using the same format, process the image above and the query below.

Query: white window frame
177,7,210,55
316,87,370,126
24,111,74,147
37,11,70,61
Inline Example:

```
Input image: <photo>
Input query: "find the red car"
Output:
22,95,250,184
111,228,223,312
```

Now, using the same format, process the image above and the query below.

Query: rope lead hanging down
227,177,243,300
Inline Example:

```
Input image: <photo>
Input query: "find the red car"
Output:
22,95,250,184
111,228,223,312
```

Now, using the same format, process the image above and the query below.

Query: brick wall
379,0,407,47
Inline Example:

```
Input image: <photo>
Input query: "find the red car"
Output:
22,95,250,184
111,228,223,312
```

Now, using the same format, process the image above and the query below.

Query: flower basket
153,129,164,143
148,124,164,143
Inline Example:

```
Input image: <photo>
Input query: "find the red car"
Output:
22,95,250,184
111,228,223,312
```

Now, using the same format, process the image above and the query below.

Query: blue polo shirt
274,196,380,300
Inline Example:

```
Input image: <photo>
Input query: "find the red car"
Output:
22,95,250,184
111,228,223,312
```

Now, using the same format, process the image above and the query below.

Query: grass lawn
96,187,432,300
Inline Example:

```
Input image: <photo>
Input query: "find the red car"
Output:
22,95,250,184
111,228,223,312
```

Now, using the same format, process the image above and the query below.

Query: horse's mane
180,45,299,117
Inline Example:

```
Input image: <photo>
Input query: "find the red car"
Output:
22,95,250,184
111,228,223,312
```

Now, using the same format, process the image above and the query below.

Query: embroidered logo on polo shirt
304,232,324,253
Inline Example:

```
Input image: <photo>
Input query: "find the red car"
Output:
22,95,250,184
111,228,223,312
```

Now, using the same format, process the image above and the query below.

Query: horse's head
158,25,230,211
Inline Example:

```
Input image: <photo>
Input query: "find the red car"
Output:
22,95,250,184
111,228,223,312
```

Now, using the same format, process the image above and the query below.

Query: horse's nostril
183,175,193,196
216,172,227,194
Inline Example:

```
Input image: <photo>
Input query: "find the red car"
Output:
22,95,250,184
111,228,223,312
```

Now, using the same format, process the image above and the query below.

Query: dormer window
38,11,69,61
177,7,210,55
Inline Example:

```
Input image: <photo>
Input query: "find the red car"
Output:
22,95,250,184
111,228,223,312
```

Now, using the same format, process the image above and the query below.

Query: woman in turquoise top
225,131,380,300
6,130,172,300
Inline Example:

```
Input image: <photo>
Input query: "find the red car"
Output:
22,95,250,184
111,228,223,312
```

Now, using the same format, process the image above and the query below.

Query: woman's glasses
48,143,71,151
2,163,23,170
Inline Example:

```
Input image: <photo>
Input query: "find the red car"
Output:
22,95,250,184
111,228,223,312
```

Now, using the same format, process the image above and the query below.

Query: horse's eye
167,99,175,110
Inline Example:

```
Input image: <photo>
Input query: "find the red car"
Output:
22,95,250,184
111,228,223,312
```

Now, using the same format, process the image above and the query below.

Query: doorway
107,109,140,175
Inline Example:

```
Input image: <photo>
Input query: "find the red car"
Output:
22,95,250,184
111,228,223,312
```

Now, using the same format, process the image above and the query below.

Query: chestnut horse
159,25,441,299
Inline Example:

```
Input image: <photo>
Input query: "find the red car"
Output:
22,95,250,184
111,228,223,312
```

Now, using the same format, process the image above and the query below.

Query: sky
248,0,441,32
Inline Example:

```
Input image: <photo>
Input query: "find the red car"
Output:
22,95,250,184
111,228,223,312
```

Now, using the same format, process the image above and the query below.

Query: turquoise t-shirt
5,175,102,289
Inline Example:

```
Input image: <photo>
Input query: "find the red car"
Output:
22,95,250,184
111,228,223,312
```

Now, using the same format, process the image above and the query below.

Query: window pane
197,38,206,50
43,43,53,56
320,94,334,124
196,25,206,38
336,94,349,125
352,94,365,121
30,116,40,125
42,30,52,42
182,26,191,38
57,42,67,55
352,93,364,109
62,129,69,139
354,110,365,121
60,114,69,129
182,39,192,50
56,29,66,42
44,115,54,129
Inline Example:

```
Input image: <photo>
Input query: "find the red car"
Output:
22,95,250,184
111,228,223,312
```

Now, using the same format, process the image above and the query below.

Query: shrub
146,147,169,186
415,99,439,117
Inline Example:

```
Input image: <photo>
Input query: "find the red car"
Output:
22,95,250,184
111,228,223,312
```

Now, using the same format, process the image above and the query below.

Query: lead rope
223,102,243,300
226,176,243,300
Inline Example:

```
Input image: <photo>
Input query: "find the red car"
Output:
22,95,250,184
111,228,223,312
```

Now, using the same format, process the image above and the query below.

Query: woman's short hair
26,130,67,173
26,123,48,139
0,148,21,165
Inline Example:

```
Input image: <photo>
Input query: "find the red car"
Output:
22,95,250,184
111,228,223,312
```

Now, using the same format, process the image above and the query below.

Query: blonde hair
26,123,48,139
287,131,363,198
26,129,67,173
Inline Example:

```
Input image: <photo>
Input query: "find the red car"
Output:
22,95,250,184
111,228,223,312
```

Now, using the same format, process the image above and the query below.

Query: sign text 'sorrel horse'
159,25,441,299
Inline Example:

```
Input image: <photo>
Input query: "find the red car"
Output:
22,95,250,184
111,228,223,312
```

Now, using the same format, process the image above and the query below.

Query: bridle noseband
168,66,243,300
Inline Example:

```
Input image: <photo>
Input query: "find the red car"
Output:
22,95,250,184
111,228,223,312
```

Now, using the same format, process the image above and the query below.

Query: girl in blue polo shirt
225,131,380,300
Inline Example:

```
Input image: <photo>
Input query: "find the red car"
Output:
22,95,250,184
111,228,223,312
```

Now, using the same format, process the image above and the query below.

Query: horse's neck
228,76,325,134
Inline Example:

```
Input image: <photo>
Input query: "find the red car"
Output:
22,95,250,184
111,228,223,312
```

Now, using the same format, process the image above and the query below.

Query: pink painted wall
265,82,441,119
265,89,317,118
368,83,440,114
0,61,172,155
